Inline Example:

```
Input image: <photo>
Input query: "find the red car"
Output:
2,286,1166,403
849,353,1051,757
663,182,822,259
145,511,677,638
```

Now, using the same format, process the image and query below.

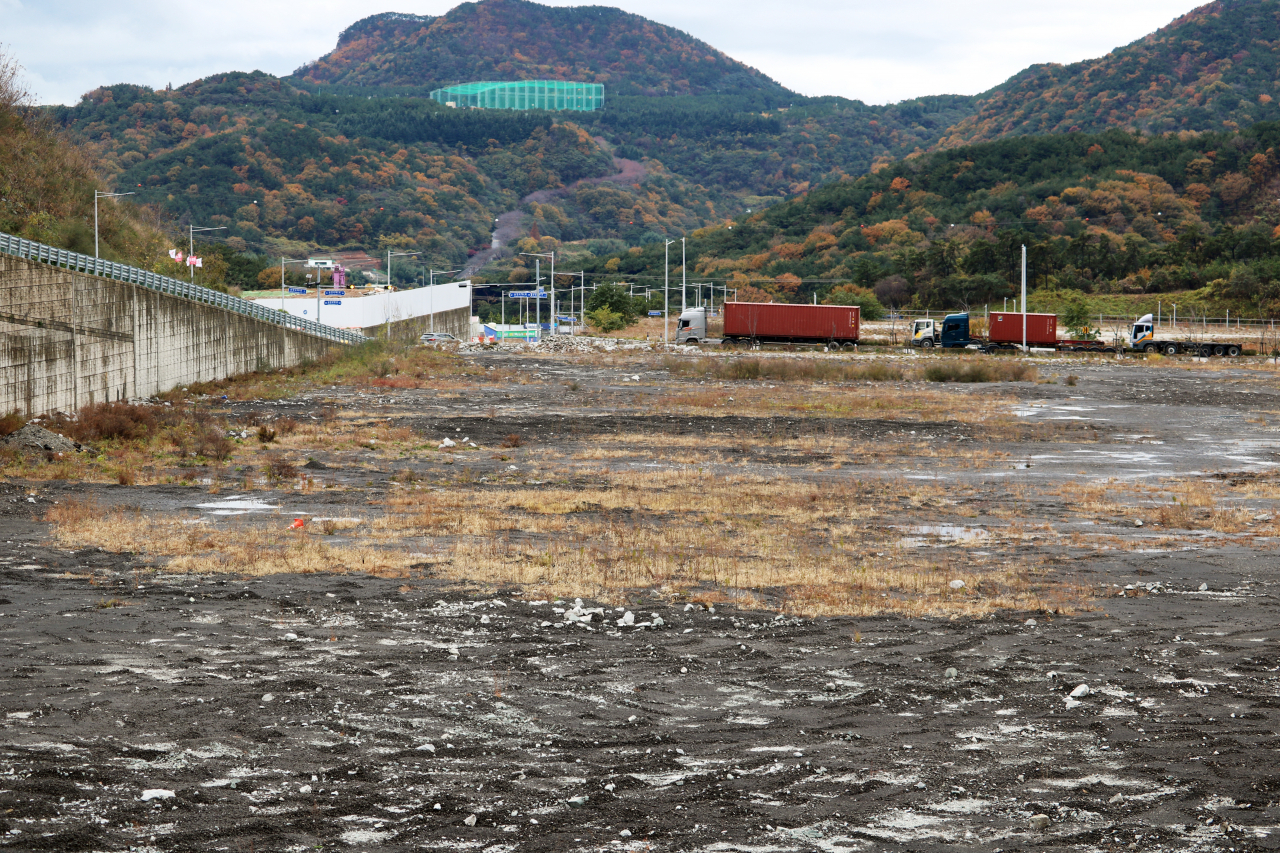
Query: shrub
587,306,627,333
69,402,157,442
275,417,299,436
256,425,277,444
500,433,524,448
264,454,297,481
0,410,24,436
194,429,233,461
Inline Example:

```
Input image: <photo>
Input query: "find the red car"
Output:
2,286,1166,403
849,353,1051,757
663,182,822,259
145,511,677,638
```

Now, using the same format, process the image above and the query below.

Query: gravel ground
1,352,1279,852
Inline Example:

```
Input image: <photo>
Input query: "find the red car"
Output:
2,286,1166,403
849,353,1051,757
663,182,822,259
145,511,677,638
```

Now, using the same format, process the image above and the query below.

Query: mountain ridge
294,0,792,98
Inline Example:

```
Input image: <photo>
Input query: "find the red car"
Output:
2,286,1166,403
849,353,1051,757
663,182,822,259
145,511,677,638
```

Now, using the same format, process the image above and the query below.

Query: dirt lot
2,346,1280,852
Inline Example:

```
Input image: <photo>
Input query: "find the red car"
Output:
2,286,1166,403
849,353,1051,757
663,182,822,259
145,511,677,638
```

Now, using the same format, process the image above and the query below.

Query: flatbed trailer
1128,314,1243,357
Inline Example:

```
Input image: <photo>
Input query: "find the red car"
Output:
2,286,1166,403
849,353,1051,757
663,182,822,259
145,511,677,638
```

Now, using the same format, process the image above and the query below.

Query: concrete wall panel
1,254,339,417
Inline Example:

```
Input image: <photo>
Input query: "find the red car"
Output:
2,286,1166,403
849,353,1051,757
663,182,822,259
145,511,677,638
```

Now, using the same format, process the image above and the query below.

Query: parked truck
1128,313,1243,356
716,301,860,348
911,312,1116,352
911,311,1244,356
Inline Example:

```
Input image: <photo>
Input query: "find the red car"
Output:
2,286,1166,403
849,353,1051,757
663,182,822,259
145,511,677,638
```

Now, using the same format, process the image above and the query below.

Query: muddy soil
2,354,1280,852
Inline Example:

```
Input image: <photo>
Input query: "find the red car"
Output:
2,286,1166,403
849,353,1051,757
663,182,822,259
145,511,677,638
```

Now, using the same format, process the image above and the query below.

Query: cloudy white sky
4,0,1200,106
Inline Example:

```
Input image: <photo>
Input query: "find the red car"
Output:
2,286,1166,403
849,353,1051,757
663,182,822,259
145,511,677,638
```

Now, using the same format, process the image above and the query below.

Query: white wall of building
253,281,471,329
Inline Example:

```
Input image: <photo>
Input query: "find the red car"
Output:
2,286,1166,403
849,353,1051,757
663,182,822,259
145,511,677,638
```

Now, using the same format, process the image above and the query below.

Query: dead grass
47,498,411,578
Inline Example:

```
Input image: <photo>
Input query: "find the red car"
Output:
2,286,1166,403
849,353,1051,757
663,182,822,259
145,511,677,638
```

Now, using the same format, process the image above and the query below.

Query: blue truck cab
939,313,976,348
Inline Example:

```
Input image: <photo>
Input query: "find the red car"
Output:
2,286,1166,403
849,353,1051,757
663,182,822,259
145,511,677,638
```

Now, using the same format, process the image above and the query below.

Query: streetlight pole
664,239,675,344
428,269,461,334
519,251,557,335
94,191,134,258
386,250,420,339
681,236,686,314
189,224,226,283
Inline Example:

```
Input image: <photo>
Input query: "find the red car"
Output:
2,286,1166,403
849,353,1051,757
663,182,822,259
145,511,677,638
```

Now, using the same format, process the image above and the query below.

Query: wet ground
2,351,1280,851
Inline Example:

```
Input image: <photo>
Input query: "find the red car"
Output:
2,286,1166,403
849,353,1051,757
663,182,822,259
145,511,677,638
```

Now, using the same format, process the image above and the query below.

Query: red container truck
722,302,860,349
988,311,1057,346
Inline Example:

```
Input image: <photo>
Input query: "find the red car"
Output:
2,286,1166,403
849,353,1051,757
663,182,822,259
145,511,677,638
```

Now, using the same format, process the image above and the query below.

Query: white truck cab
677,307,708,344
910,318,938,347
1130,313,1154,349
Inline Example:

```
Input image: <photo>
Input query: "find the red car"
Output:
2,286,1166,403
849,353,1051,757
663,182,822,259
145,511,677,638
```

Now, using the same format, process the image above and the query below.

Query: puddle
195,495,281,515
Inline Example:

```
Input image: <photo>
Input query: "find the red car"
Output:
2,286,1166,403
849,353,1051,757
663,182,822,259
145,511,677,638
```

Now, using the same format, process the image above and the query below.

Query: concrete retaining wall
1,254,337,417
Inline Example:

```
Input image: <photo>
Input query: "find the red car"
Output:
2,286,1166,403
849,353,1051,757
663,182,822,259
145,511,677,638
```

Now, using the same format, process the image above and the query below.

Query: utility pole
664,239,675,343
189,224,226,283
681,236,686,314
1021,244,1027,352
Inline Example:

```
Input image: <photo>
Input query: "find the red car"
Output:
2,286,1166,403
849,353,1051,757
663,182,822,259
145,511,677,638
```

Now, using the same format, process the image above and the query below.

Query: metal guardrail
0,231,367,346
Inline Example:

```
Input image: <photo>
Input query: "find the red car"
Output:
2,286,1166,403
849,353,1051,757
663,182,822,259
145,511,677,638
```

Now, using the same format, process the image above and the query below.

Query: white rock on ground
141,789,175,801
1069,684,1091,698
1029,814,1051,831
948,579,966,590
464,814,477,826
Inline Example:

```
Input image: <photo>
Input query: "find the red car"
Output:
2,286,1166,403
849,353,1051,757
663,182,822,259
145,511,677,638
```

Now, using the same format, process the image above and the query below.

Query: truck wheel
1228,345,1241,357
921,338,933,348
1163,344,1178,355
685,338,699,345
1144,344,1158,353
1212,345,1225,356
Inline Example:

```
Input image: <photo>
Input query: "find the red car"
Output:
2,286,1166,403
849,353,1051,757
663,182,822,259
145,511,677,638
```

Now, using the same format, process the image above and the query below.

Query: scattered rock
141,789,175,801
439,438,456,449
464,814,477,826
567,795,588,808
299,784,312,794
616,611,635,627
1133,518,1144,527
1109,793,1124,804
948,579,966,590
1198,582,1209,592
261,693,274,703
944,667,959,679
1029,813,1051,831
1069,684,1090,698
619,829,632,837
1024,618,1037,627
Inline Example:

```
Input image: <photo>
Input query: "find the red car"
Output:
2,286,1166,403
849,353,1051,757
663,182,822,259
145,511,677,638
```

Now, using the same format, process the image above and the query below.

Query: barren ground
2,346,1280,852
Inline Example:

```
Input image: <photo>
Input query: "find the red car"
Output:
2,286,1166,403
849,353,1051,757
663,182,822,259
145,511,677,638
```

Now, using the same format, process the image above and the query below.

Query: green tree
587,306,627,332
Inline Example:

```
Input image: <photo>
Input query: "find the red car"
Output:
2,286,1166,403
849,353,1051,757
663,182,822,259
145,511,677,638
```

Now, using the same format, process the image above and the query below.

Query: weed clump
0,410,24,436
65,402,158,442
923,360,1037,383
500,433,525,448
256,425,277,444
264,454,297,482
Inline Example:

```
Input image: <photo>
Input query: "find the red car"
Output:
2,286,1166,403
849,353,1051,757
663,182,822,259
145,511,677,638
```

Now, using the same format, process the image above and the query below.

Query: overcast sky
4,0,1199,107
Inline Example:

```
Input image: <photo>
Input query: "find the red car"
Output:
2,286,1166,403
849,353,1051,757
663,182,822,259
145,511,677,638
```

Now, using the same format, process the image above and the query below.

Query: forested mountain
583,124,1280,315
0,51,165,268
940,0,1280,147
36,0,1280,309
294,0,790,98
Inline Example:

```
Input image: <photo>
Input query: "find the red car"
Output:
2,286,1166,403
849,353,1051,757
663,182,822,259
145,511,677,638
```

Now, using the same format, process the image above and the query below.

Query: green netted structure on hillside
429,81,604,111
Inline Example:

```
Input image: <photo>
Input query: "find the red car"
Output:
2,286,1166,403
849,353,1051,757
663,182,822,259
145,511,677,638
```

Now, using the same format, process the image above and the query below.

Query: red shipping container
723,302,860,343
988,312,1056,346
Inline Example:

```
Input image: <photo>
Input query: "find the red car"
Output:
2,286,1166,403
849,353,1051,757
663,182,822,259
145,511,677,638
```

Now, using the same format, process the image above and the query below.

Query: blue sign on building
324,300,342,306
324,290,346,297
288,287,307,294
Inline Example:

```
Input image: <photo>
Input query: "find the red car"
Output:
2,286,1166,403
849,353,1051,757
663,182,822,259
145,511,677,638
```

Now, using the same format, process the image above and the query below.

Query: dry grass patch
375,471,1086,617
46,499,412,578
